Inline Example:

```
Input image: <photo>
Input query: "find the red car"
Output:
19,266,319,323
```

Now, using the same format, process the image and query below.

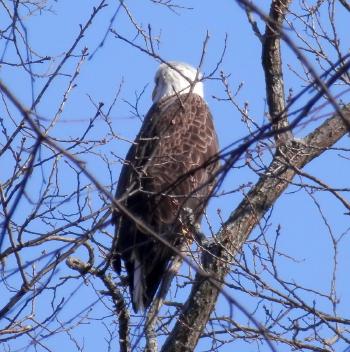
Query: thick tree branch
262,0,293,146
161,105,350,352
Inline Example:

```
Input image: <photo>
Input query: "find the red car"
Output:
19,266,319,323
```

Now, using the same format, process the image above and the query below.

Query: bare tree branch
161,105,350,352
262,0,293,145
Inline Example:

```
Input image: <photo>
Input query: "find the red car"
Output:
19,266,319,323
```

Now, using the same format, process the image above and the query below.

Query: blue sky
1,1,350,351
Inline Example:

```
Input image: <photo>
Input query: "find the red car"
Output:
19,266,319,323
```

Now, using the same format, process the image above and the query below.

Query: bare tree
0,1,349,351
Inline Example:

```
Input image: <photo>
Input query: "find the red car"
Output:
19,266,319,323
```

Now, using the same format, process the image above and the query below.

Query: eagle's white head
152,61,204,103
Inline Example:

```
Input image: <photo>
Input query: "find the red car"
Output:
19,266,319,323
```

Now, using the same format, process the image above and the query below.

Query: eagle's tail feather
130,248,169,312
132,253,145,312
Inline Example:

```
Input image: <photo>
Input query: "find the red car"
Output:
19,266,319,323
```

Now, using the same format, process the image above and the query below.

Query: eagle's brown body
113,70,219,312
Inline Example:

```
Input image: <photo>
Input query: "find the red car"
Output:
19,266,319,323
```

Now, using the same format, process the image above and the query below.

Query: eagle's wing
112,93,219,311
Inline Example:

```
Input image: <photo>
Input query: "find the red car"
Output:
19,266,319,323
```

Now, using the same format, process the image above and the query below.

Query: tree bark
262,0,293,145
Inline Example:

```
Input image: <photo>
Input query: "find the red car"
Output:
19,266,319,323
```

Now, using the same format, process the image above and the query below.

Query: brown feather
112,93,219,312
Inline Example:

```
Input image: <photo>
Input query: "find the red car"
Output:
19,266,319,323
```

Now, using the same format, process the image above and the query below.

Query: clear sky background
1,1,350,351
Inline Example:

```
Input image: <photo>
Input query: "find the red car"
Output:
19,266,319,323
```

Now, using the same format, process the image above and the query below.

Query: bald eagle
112,62,219,312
